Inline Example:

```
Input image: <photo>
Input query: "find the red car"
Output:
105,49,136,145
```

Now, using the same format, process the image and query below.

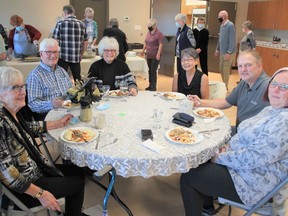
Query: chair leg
228,206,232,216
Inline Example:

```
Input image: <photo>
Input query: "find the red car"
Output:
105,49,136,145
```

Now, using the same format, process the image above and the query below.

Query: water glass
101,85,110,101
179,99,193,114
94,113,106,129
153,108,163,129
119,82,128,102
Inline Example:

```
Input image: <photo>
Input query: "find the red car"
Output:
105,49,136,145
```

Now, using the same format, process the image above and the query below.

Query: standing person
52,5,88,81
175,13,196,74
240,20,256,52
215,10,236,90
8,15,41,58
141,18,163,91
0,35,7,65
193,17,209,76
82,7,98,51
103,18,129,62
0,24,8,48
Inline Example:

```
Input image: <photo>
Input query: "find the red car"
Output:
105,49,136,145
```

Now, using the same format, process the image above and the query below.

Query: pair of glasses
104,49,116,53
269,81,288,91
8,84,27,93
181,58,195,63
42,51,59,55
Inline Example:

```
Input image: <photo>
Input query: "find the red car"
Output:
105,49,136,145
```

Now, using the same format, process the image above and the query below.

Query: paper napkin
141,139,166,153
203,118,216,124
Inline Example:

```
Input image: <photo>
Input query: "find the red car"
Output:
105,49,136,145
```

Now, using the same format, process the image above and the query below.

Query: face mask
85,18,92,22
148,26,154,32
197,24,204,30
16,26,24,31
218,17,223,23
176,22,181,29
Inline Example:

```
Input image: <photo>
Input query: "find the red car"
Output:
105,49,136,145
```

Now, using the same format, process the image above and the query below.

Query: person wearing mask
8,15,41,58
103,18,129,62
175,13,196,74
180,67,288,216
82,7,98,51
215,10,236,90
52,5,88,81
0,35,7,65
240,20,256,52
141,18,163,91
192,17,209,76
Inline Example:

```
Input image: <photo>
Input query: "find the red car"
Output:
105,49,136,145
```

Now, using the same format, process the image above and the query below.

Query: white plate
61,100,80,109
193,107,224,119
60,126,99,144
160,92,185,100
108,90,128,98
165,127,203,145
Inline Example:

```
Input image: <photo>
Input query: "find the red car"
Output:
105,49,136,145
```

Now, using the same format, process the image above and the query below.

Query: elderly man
215,10,236,89
189,50,270,134
53,5,88,81
27,38,73,120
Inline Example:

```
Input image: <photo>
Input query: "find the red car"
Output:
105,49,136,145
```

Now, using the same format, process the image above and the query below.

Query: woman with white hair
240,20,256,52
82,7,98,50
175,13,196,74
88,36,138,95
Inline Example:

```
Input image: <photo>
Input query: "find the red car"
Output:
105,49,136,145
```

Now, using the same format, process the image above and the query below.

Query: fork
95,133,101,149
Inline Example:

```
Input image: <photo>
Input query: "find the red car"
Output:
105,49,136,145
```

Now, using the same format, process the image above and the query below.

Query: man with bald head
215,10,236,90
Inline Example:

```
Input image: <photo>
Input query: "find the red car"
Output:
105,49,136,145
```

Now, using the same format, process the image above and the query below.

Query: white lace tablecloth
46,91,231,178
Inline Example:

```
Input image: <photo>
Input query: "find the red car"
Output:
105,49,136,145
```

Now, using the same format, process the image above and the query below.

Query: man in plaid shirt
53,5,88,81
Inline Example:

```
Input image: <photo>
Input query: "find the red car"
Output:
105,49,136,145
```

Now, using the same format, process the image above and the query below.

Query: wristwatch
33,188,44,199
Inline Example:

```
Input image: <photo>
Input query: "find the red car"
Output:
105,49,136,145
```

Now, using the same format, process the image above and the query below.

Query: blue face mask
176,22,181,29
197,24,204,30
16,26,24,31
85,18,92,22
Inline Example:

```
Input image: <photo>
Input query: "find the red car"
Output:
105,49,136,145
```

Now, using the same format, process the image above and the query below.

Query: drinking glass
101,85,110,101
119,81,128,102
153,108,163,129
94,113,106,130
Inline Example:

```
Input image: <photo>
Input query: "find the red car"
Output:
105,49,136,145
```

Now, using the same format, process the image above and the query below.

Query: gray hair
63,5,75,15
85,7,94,16
98,36,119,58
109,18,119,27
0,67,23,91
175,13,187,23
147,18,157,27
237,49,262,66
181,48,199,60
242,20,253,30
39,38,59,52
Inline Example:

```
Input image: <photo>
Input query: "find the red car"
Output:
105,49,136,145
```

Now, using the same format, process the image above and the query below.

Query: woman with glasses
172,48,209,98
0,66,89,216
180,67,288,215
88,36,138,96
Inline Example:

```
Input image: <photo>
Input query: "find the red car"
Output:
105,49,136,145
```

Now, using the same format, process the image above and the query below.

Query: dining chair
218,176,288,216
209,81,227,99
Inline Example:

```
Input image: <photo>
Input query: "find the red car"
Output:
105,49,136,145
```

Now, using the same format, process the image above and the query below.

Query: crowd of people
0,3,287,216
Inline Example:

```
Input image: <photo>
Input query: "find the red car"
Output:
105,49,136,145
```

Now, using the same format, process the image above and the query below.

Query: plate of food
60,126,99,144
193,107,224,119
160,92,185,100
165,127,203,145
62,100,79,109
108,90,129,98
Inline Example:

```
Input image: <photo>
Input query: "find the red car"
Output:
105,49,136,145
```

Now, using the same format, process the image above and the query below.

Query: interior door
70,0,107,44
206,1,237,73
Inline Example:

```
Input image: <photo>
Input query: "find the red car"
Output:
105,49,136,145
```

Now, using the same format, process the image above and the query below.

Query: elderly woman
172,48,209,98
82,7,98,50
141,18,163,91
88,36,138,95
175,13,196,74
240,20,256,52
8,15,42,58
0,66,88,216
180,67,288,215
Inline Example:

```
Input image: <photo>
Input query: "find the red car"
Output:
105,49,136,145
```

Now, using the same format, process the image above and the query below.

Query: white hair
98,36,119,58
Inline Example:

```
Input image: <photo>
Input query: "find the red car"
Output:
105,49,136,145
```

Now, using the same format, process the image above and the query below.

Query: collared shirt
144,28,163,59
226,71,270,127
27,61,73,113
52,16,88,63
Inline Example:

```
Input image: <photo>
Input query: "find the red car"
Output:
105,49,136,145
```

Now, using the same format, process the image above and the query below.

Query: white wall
0,0,69,42
108,0,150,43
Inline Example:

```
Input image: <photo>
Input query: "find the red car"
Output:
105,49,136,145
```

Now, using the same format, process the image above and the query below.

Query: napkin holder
172,112,194,127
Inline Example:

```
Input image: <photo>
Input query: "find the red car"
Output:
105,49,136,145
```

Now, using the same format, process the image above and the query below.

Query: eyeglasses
181,58,195,63
269,81,288,91
104,49,116,53
8,84,26,93
42,50,59,55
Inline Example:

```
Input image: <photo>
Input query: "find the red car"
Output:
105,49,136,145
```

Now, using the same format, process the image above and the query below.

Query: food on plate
62,100,72,108
168,128,196,144
109,90,128,97
163,92,178,99
63,128,95,142
196,108,221,118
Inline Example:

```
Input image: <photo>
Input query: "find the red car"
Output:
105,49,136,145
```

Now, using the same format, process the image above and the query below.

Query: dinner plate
193,107,224,119
61,100,80,109
165,127,203,145
60,126,99,144
160,92,185,100
108,90,128,98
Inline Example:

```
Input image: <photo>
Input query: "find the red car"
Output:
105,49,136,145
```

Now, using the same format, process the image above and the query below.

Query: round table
46,91,231,178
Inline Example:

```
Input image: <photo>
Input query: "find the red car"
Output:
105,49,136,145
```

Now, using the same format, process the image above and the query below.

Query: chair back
209,81,227,99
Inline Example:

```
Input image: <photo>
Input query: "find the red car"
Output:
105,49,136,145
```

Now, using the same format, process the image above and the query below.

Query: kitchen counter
256,40,288,50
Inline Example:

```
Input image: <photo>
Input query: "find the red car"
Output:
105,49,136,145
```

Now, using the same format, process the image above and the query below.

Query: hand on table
52,98,64,109
187,95,202,107
129,87,138,96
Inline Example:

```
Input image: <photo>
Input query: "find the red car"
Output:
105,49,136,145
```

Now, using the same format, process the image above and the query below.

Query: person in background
215,10,236,90
0,66,89,216
188,50,270,134
103,18,129,62
141,18,163,91
180,67,288,216
0,35,7,65
8,15,41,58
0,24,8,49
52,5,88,81
27,38,73,120
82,7,98,51
172,48,209,99
240,20,256,52
192,17,209,76
88,36,137,95
175,13,196,74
